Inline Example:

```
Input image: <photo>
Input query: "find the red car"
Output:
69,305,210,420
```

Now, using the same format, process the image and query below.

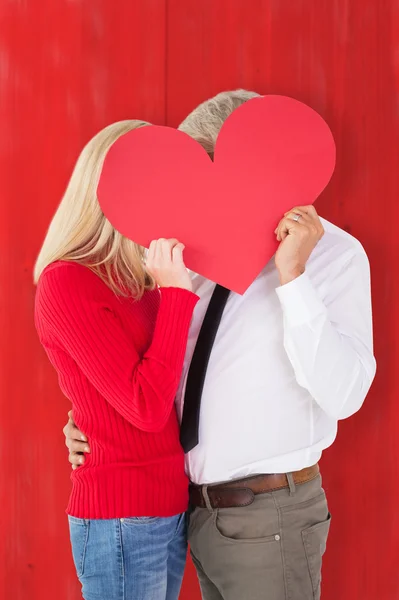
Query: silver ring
293,214,301,222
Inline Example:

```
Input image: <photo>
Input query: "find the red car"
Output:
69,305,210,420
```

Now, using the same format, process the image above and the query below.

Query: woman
34,120,199,600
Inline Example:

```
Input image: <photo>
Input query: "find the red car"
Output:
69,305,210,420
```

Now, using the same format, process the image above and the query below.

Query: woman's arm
35,263,199,432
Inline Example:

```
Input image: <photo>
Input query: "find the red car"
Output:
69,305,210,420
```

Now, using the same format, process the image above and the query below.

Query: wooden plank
1,0,398,598
0,1,166,598
167,2,399,599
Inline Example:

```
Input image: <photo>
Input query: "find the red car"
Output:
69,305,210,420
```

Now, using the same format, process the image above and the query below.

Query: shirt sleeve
35,265,199,432
275,249,376,420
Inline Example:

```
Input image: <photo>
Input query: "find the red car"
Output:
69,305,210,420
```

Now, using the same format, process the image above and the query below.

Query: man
64,90,376,599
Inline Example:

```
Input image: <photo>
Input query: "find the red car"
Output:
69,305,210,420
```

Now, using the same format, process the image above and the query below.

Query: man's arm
275,205,376,420
276,253,376,419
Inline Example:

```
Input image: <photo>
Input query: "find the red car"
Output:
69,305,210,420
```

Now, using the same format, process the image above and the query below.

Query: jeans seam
117,519,125,600
272,493,289,600
79,520,90,577
301,530,317,599
172,512,184,539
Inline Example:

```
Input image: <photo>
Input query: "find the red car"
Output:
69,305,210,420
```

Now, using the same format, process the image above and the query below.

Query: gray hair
178,89,260,157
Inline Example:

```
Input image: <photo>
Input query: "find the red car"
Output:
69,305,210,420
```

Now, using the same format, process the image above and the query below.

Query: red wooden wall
1,1,398,599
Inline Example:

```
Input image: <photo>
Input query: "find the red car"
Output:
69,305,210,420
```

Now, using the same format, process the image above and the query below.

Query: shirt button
275,534,280,541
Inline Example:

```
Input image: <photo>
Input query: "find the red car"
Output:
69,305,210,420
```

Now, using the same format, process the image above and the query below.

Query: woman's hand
146,238,192,292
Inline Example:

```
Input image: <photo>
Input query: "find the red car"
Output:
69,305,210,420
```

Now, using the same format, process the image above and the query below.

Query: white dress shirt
175,218,376,485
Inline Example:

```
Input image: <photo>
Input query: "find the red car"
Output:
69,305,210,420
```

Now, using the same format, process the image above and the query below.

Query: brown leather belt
189,464,320,509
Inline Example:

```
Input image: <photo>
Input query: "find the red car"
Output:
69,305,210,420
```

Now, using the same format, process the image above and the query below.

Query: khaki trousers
188,474,331,600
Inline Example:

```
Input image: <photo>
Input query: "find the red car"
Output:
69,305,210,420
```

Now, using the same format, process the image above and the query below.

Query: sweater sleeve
35,264,199,432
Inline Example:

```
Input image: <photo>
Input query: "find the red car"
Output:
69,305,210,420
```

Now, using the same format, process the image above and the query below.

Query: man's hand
63,411,90,469
274,205,324,285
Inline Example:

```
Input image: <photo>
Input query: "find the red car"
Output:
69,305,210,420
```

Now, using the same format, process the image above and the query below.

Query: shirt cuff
275,273,327,327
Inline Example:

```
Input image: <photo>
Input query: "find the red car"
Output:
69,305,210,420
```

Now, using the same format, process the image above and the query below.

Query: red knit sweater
35,261,199,519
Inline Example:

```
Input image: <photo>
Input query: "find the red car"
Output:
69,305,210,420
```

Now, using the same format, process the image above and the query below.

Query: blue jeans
68,513,187,600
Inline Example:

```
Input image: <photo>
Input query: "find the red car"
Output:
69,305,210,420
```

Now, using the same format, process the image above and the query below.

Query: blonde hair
34,120,155,298
178,89,260,157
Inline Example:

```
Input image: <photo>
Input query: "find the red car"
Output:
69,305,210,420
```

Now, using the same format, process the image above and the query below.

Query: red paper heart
98,95,336,294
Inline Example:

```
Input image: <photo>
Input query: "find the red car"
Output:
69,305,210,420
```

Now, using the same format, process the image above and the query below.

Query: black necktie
180,284,230,453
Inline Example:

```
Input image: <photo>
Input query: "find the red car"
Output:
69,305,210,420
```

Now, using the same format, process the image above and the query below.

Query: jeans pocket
68,517,90,578
214,510,281,545
302,513,331,599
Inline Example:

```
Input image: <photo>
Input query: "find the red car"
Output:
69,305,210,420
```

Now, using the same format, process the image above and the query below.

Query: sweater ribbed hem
66,456,189,519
